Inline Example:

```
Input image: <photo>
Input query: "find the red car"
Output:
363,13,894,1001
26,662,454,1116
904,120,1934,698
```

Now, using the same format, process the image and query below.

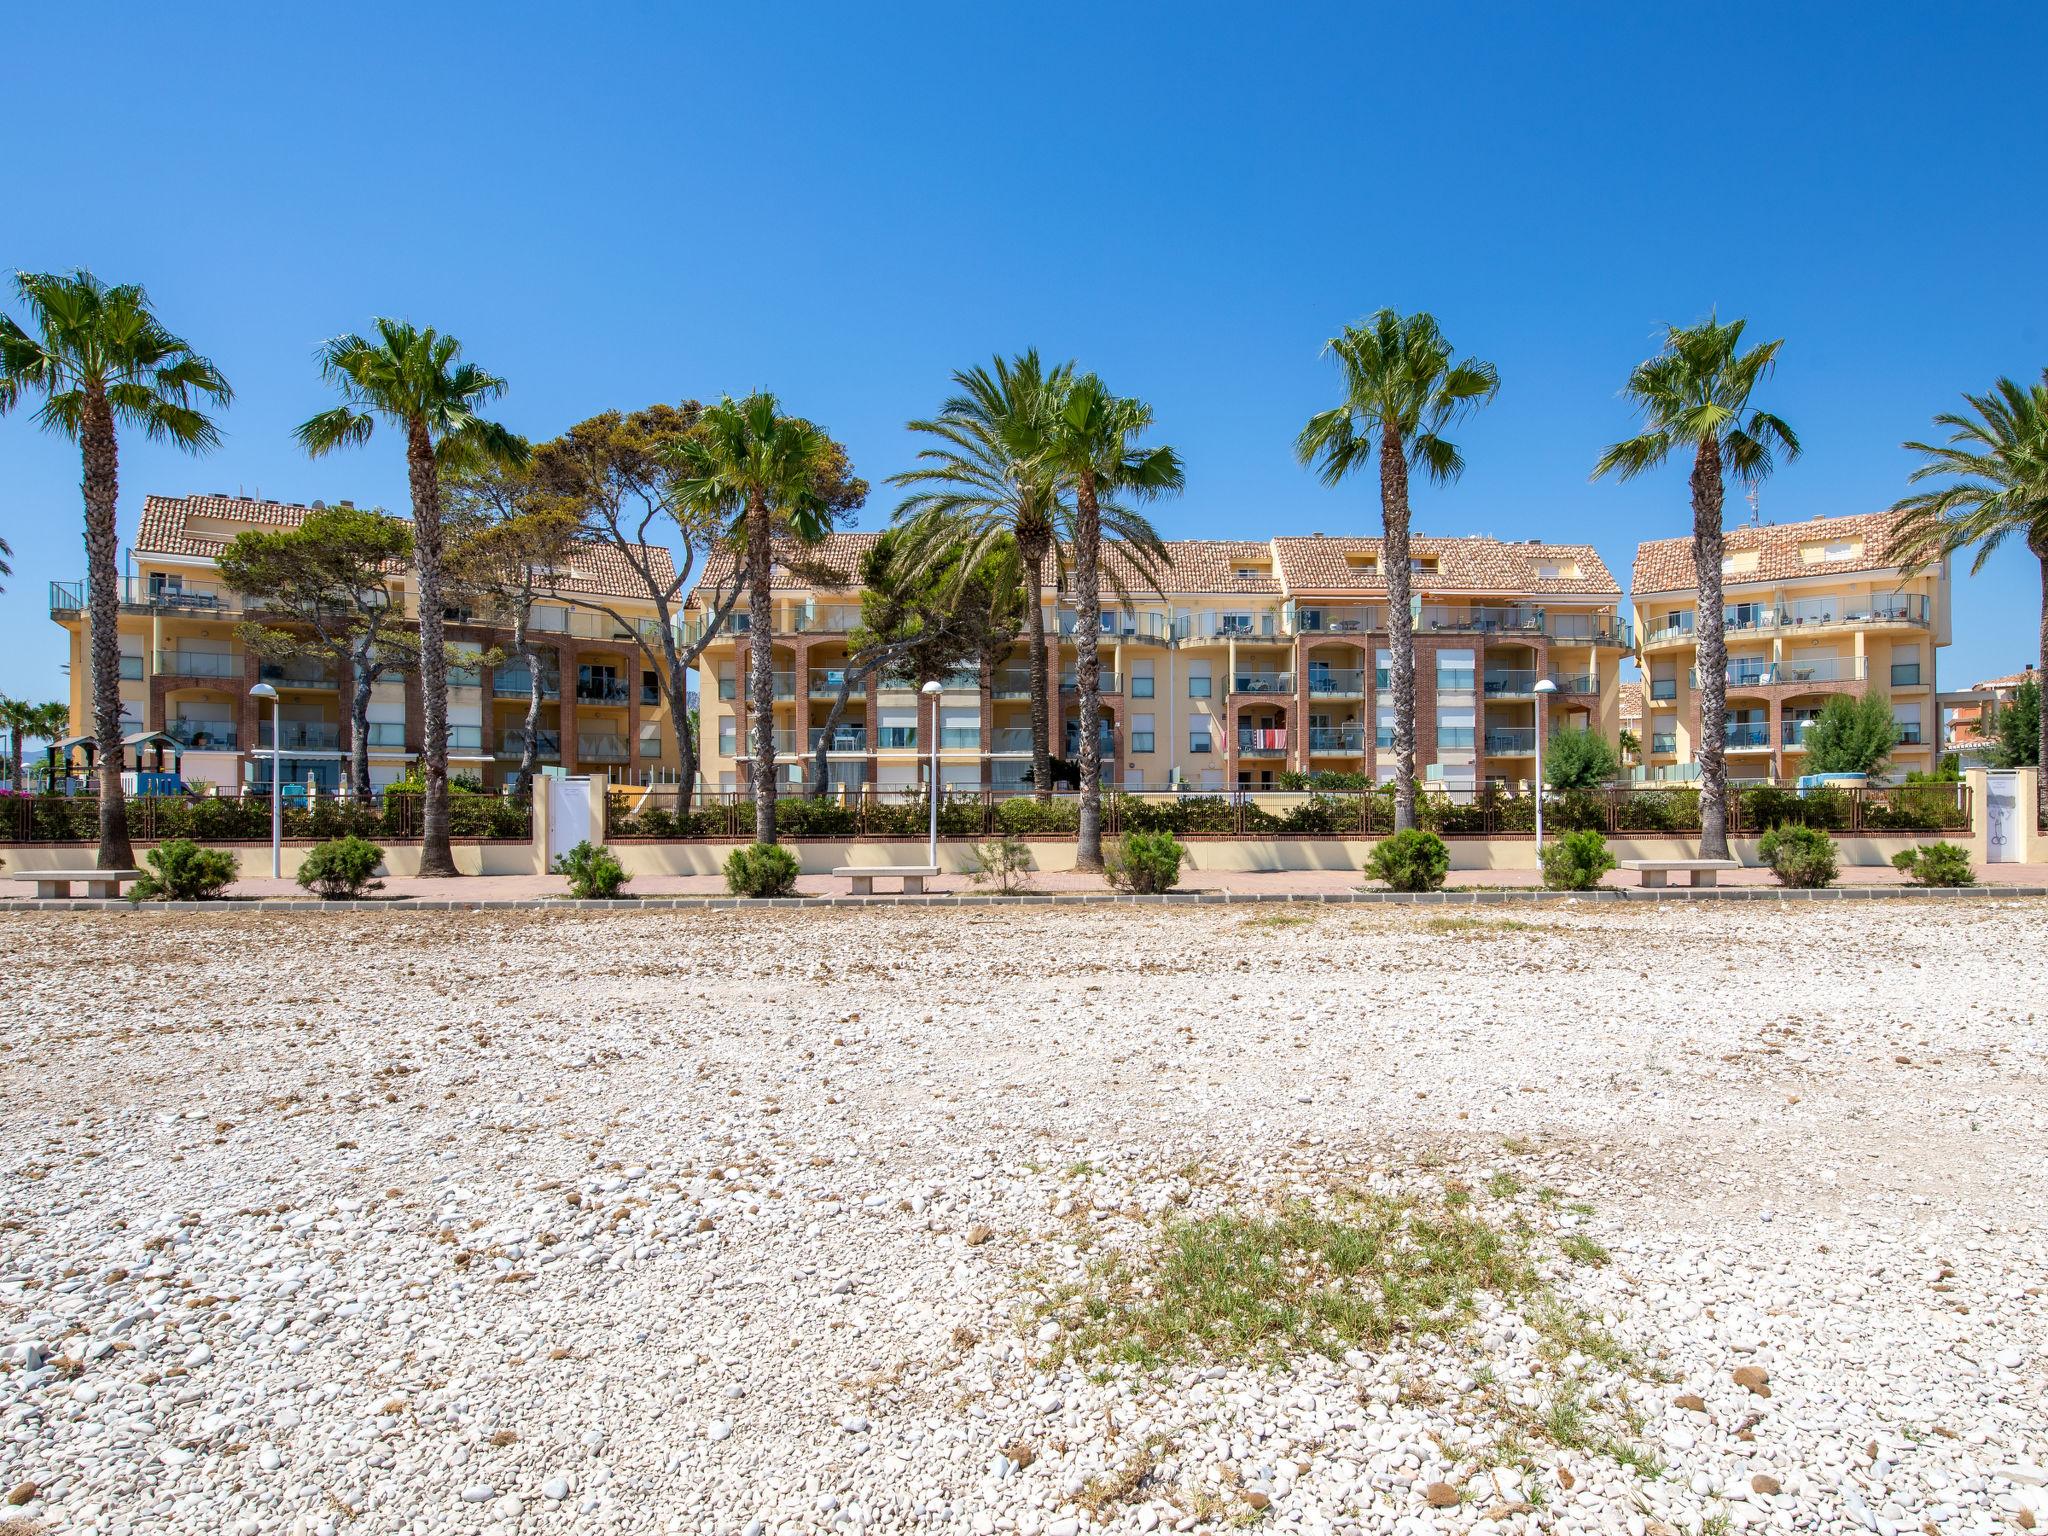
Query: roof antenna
1745,485,1762,527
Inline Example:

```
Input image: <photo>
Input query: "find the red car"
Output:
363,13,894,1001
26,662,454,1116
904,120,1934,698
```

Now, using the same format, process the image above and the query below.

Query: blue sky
5,2,2044,704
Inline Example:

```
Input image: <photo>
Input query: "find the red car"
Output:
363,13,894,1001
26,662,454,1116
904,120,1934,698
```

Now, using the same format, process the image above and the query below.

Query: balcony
791,604,863,634
1177,611,1285,642
577,733,629,763
1726,723,1772,750
1781,719,1816,747
1292,605,1381,635
876,726,918,750
1236,730,1289,758
1547,613,1631,647
1058,610,1172,643
808,726,869,753
1692,657,1868,687
939,728,981,750
575,677,631,705
1232,672,1292,696
164,718,237,750
1553,672,1600,694
1058,672,1121,695
493,666,560,699
991,669,1033,700
497,730,562,758
1307,725,1365,753
260,660,339,690
1484,728,1535,755
809,667,859,695
1482,670,1537,697
259,721,341,751
1422,605,1543,635
1436,668,1476,694
1306,668,1366,697
1642,618,1695,648
157,649,243,681
717,671,797,701
990,727,1035,754
53,576,247,617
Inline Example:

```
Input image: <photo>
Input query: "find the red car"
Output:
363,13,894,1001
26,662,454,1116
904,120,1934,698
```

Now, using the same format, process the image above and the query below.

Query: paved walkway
11,862,2044,903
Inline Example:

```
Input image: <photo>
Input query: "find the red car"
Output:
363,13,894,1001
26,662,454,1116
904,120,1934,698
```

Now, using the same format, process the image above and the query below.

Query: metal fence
604,783,1971,841
1,790,533,844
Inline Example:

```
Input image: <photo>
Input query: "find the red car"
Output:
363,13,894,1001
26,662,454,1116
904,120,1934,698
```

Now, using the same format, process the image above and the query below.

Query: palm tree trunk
1022,539,1054,804
79,385,135,869
348,660,375,802
516,611,540,795
1691,438,1730,859
406,422,457,876
748,489,778,844
1074,472,1105,868
1380,423,1417,834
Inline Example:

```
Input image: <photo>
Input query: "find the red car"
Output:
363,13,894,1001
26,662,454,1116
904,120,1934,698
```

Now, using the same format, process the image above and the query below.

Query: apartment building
686,533,1630,795
1630,510,1949,782
47,493,681,791
1940,665,2036,763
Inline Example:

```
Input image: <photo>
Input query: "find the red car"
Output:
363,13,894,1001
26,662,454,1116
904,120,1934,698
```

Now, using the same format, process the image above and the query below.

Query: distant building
1940,664,2036,766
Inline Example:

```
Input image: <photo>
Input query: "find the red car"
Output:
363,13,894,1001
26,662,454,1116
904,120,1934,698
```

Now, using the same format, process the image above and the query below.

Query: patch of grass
1559,1233,1610,1267
1702,1514,1732,1536
1241,912,1316,929
1041,1191,1540,1369
1535,1187,1562,1206
1598,1438,1665,1480
1531,1298,1634,1372
1424,915,1544,936
1487,1172,1524,1199
1566,1201,1596,1217
1078,1450,1157,1515
1500,1136,1535,1155
1541,1386,1590,1447
1066,1160,1101,1180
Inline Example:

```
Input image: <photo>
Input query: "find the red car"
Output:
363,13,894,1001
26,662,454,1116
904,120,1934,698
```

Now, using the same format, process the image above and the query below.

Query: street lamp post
1531,677,1558,855
921,680,943,868
250,682,281,878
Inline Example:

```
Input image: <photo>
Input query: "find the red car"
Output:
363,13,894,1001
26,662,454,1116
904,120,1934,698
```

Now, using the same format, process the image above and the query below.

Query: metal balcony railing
1232,672,1292,695
498,731,562,757
165,718,237,749
1482,670,1537,696
1307,725,1365,753
1292,605,1381,635
260,660,339,690
1726,723,1772,749
577,734,629,763
1484,728,1535,754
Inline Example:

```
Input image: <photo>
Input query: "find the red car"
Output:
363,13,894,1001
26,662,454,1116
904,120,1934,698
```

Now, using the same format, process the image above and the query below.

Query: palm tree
2,698,70,789
295,320,525,877
1893,371,2048,821
1018,375,1183,867
0,270,233,868
667,393,845,845
1296,309,1499,833
1592,315,1799,859
890,352,1171,802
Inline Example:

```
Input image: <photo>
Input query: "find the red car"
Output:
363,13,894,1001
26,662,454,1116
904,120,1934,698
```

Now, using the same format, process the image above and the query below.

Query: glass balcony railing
717,672,797,700
1233,672,1293,695
1235,731,1289,757
260,660,339,690
1483,728,1535,754
939,728,981,750
165,718,236,749
1307,725,1365,753
990,670,1033,699
1726,722,1772,749
493,666,560,698
1437,727,1476,750
577,734,628,763
1058,672,1121,695
876,726,918,750
1781,719,1817,747
259,721,341,751
1691,658,1867,686
498,730,561,757
1422,606,1542,635
990,728,1035,753
1375,726,1395,749
790,604,863,634
1176,611,1284,642
575,677,631,705
1436,669,1476,694
808,727,869,753
157,650,242,680
366,721,406,747
1306,669,1366,696
1482,670,1537,696
1553,673,1600,694
1651,733,1678,755
1292,605,1380,635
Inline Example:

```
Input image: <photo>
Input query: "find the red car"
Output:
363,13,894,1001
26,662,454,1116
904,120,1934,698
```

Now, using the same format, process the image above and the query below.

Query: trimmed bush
724,841,800,898
1891,841,1973,887
1103,829,1185,894
1739,784,1851,832
555,840,630,899
1365,828,1450,892
130,839,238,901
774,798,859,838
994,797,1079,836
1758,823,1838,888
1540,828,1616,891
296,836,385,899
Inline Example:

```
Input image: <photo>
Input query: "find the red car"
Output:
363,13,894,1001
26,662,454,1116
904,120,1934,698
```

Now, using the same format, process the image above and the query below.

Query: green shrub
296,836,386,899
724,841,800,898
969,836,1033,893
1612,787,1699,833
130,839,239,901
1365,828,1450,892
1758,823,1837,888
1546,788,1611,832
1103,829,1184,894
555,840,630,899
775,798,859,838
1739,784,1851,832
1540,828,1616,891
1543,727,1621,790
1891,841,1973,887
993,796,1079,836
1861,786,1968,832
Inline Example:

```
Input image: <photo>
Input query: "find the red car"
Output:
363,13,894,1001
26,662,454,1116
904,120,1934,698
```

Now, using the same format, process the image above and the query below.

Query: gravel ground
1,902,2044,1536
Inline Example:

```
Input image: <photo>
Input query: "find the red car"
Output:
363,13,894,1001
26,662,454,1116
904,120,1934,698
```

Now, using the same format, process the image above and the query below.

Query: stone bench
833,865,940,896
10,869,143,899
1618,858,1740,889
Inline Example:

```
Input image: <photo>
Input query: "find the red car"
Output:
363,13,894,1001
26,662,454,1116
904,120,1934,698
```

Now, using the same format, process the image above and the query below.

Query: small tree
1989,676,2040,768
1543,726,1620,790
2,696,69,789
1801,689,1901,776
445,463,586,793
216,505,419,801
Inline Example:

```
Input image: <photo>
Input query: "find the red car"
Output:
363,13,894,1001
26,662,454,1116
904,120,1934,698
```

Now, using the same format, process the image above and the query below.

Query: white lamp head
920,680,943,696
1532,678,1558,696
250,682,279,702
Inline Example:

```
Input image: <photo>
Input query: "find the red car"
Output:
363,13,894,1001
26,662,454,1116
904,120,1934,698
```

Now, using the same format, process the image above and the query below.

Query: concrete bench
1618,858,1740,889
10,869,143,899
833,864,940,896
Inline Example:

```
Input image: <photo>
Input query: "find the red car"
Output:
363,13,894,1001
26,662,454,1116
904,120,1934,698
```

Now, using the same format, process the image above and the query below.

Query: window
1130,661,1154,699
1375,701,1396,751
716,715,735,755
1374,648,1392,690
1650,668,1677,702
1189,721,1212,754
1187,660,1212,698
1892,702,1923,745
1436,648,1475,694
639,722,661,758
642,670,660,706
1891,646,1922,688
1437,703,1475,751
1132,713,1155,754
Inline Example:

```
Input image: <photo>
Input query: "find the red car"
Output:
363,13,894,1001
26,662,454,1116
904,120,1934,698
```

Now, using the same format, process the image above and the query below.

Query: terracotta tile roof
1272,536,1620,597
1630,510,1913,595
134,492,672,602
692,533,882,597
1967,667,2037,693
